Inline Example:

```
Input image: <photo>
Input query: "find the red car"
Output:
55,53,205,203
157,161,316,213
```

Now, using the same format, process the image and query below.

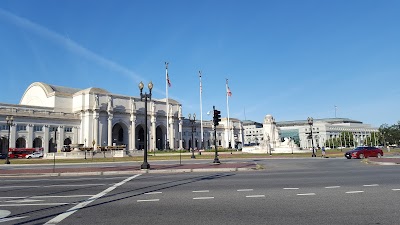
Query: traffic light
213,109,221,126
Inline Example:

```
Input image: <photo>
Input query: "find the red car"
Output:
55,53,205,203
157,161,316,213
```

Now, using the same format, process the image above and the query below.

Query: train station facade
0,82,244,155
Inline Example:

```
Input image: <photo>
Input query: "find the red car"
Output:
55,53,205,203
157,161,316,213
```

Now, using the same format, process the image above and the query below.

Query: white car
25,152,43,159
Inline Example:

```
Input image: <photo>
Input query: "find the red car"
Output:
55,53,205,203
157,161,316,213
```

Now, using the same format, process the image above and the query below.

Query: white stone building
243,117,379,149
0,82,243,154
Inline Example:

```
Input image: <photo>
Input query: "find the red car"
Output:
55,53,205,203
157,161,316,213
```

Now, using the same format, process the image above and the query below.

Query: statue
107,96,113,111
178,105,182,118
131,98,136,112
242,114,302,154
151,101,155,113
94,95,99,107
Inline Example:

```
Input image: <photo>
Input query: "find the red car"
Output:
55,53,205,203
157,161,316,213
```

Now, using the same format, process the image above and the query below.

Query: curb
0,167,256,178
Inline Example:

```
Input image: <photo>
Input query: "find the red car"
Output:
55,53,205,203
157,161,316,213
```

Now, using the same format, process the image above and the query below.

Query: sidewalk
0,162,258,177
368,157,400,165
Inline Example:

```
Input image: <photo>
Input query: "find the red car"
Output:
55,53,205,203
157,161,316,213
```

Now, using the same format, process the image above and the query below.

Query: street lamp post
139,81,153,169
5,115,13,164
308,117,316,157
188,113,196,159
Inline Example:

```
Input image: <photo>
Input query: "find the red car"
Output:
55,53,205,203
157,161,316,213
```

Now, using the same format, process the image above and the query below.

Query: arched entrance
155,126,165,150
33,137,42,148
48,138,56,152
0,137,7,154
136,125,145,150
64,138,72,146
16,137,26,148
112,123,128,147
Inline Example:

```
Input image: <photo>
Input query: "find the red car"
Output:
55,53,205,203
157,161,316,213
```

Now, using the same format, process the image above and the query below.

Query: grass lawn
3,148,399,165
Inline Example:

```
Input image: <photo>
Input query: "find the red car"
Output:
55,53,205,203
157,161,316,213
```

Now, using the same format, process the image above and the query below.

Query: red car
345,146,383,159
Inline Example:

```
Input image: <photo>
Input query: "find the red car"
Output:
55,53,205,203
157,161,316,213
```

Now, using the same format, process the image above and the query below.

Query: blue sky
0,0,399,127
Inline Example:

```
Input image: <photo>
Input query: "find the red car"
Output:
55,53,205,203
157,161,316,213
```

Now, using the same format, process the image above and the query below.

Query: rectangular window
17,125,27,131
34,126,43,132
0,125,7,130
64,127,73,132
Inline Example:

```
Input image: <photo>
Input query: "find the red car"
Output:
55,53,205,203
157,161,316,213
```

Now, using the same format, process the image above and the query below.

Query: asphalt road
1,158,399,225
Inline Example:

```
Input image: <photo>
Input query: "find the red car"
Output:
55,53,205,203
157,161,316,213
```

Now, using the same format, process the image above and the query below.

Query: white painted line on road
193,190,209,193
284,188,299,190
0,195,93,200
0,186,40,189
325,186,341,189
237,189,253,192
0,197,25,199
297,193,316,196
33,195,93,198
145,192,162,195
137,199,160,202
193,197,214,200
0,216,28,223
346,191,364,194
0,203,70,207
6,199,43,203
363,184,379,187
246,195,265,198
43,184,106,187
44,174,142,225
392,189,400,191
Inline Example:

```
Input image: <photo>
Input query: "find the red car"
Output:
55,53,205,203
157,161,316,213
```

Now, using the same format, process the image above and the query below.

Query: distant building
242,118,378,149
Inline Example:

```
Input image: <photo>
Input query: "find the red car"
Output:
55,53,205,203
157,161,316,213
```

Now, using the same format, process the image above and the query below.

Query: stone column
130,114,136,150
58,126,64,152
93,111,99,150
108,114,113,146
178,119,183,149
151,114,156,151
43,125,49,153
169,117,174,149
27,124,34,148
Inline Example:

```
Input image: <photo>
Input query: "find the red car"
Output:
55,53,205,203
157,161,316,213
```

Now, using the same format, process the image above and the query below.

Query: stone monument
242,114,306,154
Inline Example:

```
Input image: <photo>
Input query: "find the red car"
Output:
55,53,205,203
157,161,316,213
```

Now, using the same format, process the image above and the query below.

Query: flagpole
226,79,231,148
199,71,204,150
165,62,169,150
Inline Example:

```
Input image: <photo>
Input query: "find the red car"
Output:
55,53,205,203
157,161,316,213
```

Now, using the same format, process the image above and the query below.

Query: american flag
167,72,171,87
227,86,232,97
226,79,232,97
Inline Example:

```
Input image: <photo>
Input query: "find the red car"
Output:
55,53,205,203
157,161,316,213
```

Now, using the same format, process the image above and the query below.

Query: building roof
276,118,363,127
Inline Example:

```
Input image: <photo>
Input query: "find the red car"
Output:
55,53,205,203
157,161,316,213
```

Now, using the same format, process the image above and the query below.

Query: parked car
25,152,43,159
344,146,383,159
0,153,7,159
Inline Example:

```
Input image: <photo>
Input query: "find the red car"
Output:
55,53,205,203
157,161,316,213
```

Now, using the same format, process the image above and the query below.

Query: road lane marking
0,195,93,200
192,190,209,193
325,186,341,189
0,216,27,223
33,195,93,198
283,188,299,190
137,199,159,202
0,203,70,206
246,195,265,198
346,191,364,194
237,189,253,192
44,174,141,225
5,199,43,203
43,184,106,187
392,189,400,191
297,193,315,196
193,197,214,200
363,184,379,187
145,192,162,195
0,186,40,189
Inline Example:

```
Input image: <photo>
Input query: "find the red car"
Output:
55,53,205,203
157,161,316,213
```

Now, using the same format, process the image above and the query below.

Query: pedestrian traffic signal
213,109,221,126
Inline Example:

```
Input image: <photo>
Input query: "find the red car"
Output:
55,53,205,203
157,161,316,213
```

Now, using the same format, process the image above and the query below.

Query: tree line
324,122,400,148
